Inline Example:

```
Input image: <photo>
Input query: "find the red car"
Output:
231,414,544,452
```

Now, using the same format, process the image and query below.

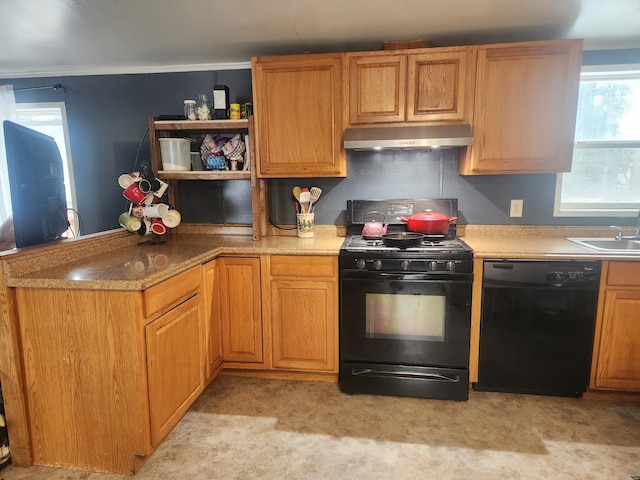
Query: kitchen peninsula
0,228,342,474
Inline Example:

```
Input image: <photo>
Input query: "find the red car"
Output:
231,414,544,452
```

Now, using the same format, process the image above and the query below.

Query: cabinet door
407,48,474,123
203,259,223,383
252,53,346,177
593,289,640,391
269,256,337,372
146,295,204,447
16,288,151,473
218,257,263,364
459,39,582,175
348,53,407,124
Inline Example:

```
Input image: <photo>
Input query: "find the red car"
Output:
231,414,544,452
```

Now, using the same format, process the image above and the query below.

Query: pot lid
408,209,456,221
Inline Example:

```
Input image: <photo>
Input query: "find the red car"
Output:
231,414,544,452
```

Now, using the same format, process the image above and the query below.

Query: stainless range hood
344,124,472,150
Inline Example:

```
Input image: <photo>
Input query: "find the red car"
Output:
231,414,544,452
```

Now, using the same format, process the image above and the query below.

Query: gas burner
341,199,474,266
343,235,471,253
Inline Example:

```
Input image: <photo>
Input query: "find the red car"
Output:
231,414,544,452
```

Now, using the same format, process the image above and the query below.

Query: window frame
554,64,640,218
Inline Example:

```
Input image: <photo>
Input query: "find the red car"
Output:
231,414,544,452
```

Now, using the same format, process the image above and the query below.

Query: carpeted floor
2,375,639,480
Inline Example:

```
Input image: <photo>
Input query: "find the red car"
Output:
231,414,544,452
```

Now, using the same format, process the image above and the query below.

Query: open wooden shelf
153,119,249,131
149,115,267,240
157,170,251,180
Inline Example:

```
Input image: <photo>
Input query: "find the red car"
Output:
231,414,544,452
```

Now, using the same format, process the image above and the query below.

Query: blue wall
4,70,253,234
3,47,639,234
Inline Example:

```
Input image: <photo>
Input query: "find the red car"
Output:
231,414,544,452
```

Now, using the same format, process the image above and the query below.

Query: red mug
123,183,147,203
151,218,167,235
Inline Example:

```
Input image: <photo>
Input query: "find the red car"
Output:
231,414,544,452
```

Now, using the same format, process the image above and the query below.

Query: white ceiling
1,0,639,79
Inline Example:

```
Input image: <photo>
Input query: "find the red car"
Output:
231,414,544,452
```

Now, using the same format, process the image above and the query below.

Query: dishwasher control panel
546,267,599,283
484,260,601,285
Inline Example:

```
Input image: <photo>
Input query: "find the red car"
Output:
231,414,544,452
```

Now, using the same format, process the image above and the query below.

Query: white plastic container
159,138,191,171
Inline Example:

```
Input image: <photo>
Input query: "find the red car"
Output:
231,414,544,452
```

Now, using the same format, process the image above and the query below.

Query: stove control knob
429,261,439,271
400,260,410,271
373,260,383,271
446,261,456,271
356,259,366,270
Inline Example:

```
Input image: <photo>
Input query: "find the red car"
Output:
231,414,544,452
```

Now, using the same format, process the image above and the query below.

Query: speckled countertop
5,225,640,291
5,232,344,291
462,225,640,261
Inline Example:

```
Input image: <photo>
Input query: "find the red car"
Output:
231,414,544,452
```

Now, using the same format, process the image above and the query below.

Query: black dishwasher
474,260,601,397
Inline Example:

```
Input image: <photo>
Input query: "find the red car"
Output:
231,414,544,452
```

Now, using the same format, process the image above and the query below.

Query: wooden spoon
292,186,302,203
292,186,302,211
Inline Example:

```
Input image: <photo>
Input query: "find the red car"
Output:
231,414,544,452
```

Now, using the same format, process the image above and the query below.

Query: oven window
365,293,445,341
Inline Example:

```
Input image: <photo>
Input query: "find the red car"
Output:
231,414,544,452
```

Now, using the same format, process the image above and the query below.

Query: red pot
400,209,457,235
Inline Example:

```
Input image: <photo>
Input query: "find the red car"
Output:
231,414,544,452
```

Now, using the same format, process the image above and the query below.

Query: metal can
230,103,241,120
241,102,253,118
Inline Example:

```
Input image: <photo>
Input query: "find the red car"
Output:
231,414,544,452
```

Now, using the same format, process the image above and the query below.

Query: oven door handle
352,368,459,383
377,273,434,281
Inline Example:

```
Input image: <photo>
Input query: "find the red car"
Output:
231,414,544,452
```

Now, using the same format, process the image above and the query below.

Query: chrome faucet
610,209,640,240
610,225,624,240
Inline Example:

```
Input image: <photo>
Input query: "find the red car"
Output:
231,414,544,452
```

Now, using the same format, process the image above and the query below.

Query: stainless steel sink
567,237,640,253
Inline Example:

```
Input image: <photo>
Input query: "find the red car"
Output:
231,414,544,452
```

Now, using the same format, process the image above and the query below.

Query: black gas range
340,198,473,272
339,199,474,401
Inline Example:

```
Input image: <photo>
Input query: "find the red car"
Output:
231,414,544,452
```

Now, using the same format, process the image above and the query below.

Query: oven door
340,271,472,368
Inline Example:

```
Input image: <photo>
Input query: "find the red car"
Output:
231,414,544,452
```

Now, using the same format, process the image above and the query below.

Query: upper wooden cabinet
459,39,583,175
251,53,347,178
347,47,475,125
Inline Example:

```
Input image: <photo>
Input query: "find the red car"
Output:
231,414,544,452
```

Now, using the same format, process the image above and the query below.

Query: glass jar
196,94,212,120
183,100,197,121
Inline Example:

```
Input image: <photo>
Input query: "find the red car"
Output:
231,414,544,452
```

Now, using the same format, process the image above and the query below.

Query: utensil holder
297,213,314,238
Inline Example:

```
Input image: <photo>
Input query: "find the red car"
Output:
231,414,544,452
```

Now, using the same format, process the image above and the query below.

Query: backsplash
266,150,629,228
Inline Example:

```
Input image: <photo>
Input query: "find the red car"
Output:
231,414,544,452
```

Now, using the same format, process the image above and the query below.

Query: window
15,102,78,234
554,66,640,217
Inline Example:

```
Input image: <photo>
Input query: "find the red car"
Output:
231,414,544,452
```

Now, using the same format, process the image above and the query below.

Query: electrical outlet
510,199,523,217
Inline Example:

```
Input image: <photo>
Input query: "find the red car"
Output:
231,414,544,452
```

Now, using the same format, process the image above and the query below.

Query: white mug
143,203,169,218
162,209,181,228
118,172,141,189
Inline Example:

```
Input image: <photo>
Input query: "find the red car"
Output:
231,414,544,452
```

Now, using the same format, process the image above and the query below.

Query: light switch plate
510,199,523,217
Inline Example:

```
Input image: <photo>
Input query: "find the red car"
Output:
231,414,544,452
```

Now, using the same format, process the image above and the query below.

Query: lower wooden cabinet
216,254,338,375
268,255,338,372
202,259,223,382
11,253,338,473
146,295,204,447
13,266,204,474
218,256,264,365
591,262,640,392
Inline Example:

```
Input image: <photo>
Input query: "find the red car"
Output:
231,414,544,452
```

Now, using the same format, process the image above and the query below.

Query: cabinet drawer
144,266,201,318
270,255,336,278
607,262,640,287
